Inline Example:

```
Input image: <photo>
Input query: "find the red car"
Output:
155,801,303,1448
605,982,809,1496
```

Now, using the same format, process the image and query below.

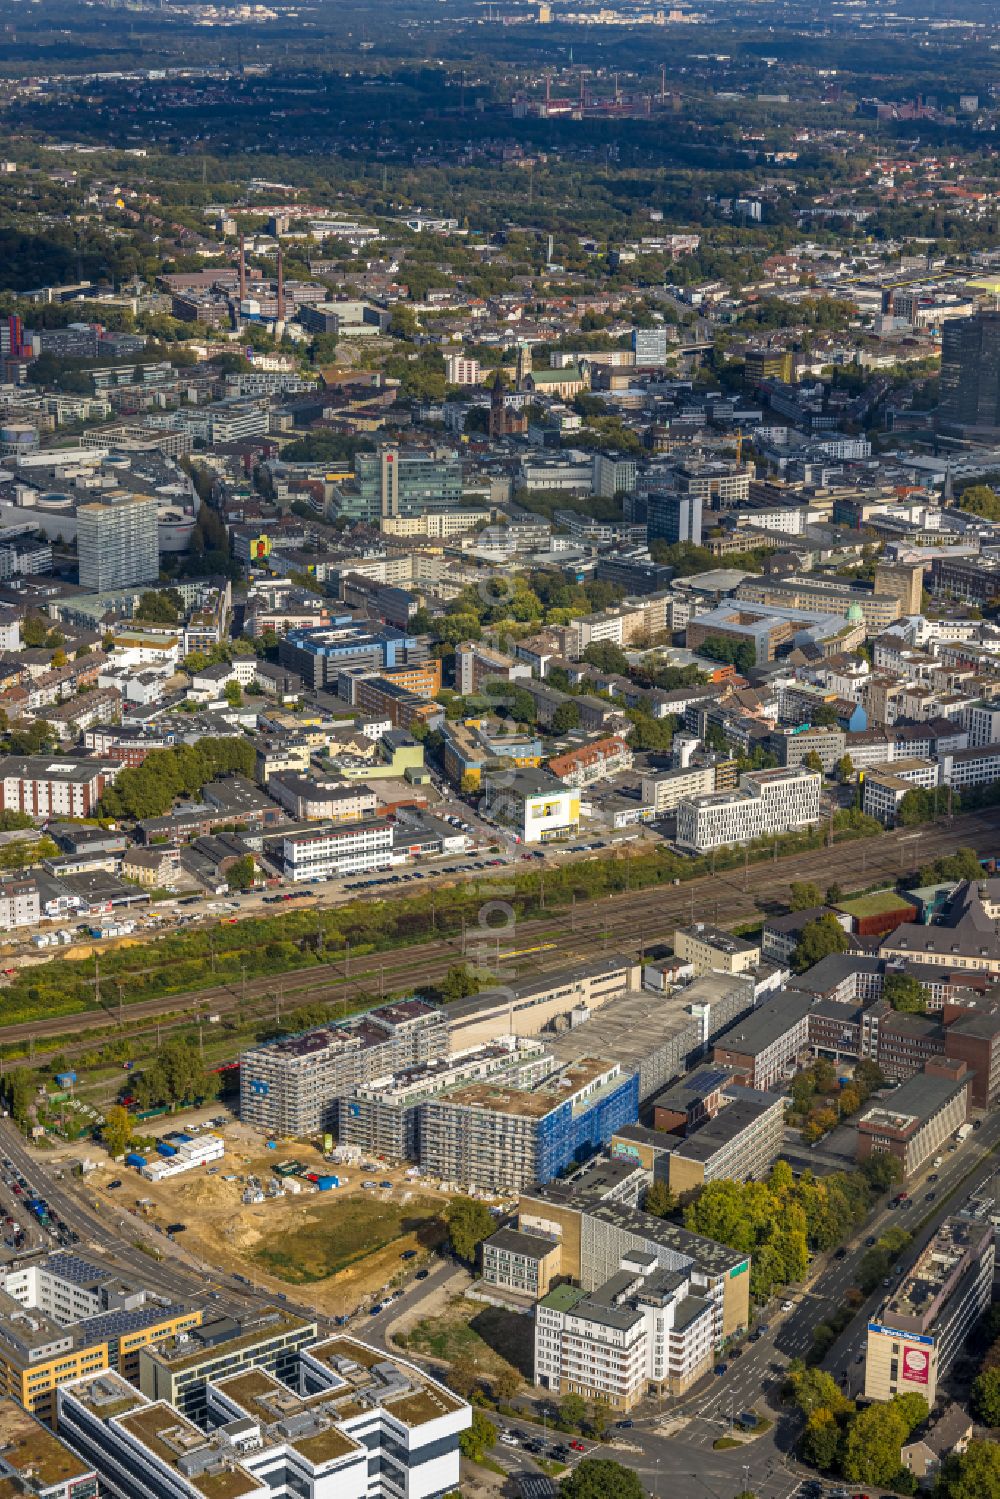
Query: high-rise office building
632,326,669,364
939,311,1000,432
348,446,464,524
76,494,158,590
647,490,703,546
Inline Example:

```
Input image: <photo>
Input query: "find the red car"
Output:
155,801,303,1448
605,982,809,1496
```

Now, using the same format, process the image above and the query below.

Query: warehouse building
676,767,821,854
864,1217,994,1406
534,1251,716,1409
0,1396,98,1499
419,1057,639,1194
444,955,640,1050
672,924,761,978
137,1309,318,1422
240,1000,448,1137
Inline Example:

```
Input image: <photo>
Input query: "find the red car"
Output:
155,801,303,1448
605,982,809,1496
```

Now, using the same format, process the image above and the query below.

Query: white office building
57,1333,470,1499
676,767,821,853
535,1249,717,1408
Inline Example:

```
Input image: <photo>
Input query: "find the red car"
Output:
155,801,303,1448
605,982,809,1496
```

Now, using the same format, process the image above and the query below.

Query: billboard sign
902,1345,931,1386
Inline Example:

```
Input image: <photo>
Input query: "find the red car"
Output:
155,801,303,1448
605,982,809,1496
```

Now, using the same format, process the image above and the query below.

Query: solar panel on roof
687,1069,729,1092
48,1252,108,1285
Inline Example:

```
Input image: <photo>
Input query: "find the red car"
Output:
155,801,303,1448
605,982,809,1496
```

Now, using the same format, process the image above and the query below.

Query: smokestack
276,242,285,322
238,234,246,302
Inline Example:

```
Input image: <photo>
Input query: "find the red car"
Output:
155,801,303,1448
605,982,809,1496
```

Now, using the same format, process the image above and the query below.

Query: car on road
615,1419,633,1428
928,1173,939,1182
865,1235,877,1246
551,1447,570,1461
781,1300,794,1312
714,1363,728,1376
106,1180,122,1191
379,1180,392,1189
499,1432,519,1447
569,1440,586,1452
749,1329,762,1342
415,1268,429,1280
925,1190,936,1201
369,1304,383,1316
834,1247,848,1259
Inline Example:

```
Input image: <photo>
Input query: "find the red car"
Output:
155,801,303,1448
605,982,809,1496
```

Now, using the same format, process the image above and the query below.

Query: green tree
836,754,855,782
644,1179,677,1218
445,1196,495,1263
135,589,182,624
439,964,481,1002
559,1392,588,1431
786,1363,852,1419
224,680,244,708
958,484,1000,522
803,750,824,774
227,855,256,893
582,642,630,675
102,1104,134,1159
134,1037,213,1110
589,1397,613,1438
860,1154,904,1194
793,914,849,973
493,1366,521,1404
458,1408,496,1462
559,1458,645,1499
938,1440,1000,1499
841,1401,908,1487
801,1407,841,1470
970,1367,1000,1426
789,881,823,911
552,701,581,734
897,787,936,826
884,972,927,1014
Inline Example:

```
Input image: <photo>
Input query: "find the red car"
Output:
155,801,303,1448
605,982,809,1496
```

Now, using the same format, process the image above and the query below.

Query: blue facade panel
533,1072,639,1185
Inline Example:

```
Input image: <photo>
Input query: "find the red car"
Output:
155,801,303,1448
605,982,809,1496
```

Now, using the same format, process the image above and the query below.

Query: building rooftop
714,990,813,1056
438,1057,622,1121
538,1284,586,1314
117,1404,263,1499
0,1396,95,1491
881,1217,992,1331
858,1068,968,1136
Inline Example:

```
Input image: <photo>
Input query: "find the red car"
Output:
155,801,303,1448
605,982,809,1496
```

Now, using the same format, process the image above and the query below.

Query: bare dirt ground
70,1119,479,1318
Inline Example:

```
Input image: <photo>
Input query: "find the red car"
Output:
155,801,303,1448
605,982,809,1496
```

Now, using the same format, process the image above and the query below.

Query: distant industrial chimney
276,242,285,322
238,234,246,302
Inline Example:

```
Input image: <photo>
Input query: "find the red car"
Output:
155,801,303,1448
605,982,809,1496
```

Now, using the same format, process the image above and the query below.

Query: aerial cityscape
0,1,999,1497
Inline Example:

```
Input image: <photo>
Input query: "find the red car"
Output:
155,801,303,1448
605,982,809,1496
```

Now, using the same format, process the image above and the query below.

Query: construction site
69,1119,499,1319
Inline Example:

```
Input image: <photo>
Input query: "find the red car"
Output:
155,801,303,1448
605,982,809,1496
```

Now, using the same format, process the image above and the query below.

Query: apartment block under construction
240,1000,448,1137
419,1057,639,1194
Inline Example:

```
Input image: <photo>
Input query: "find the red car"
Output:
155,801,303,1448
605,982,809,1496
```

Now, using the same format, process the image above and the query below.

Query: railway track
3,809,996,1061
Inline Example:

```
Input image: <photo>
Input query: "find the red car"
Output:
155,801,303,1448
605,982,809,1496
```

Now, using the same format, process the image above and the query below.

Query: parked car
569,1440,586,1452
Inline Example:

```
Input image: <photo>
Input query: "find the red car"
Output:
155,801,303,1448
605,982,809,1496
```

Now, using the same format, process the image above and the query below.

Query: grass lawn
836,889,916,918
403,1297,535,1382
251,1194,445,1284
